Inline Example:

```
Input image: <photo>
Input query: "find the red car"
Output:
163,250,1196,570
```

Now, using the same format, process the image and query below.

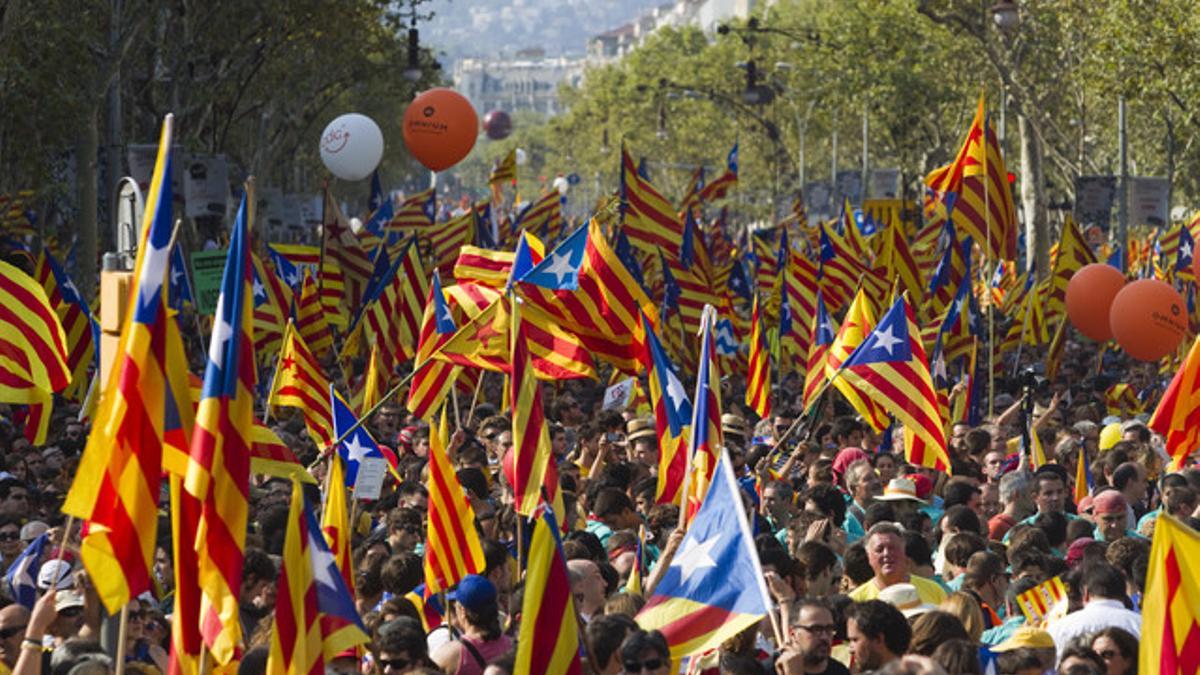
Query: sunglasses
0,532,19,542
794,624,836,635
0,625,26,640
622,658,664,672
378,657,411,670
58,606,83,618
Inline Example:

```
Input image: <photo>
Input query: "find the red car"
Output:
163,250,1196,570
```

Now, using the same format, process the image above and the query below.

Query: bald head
0,604,29,666
566,559,606,617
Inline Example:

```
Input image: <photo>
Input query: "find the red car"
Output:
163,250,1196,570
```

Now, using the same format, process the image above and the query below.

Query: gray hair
998,470,1031,505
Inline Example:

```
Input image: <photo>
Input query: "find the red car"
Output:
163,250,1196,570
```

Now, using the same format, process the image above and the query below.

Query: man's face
374,405,401,439
378,650,416,674
569,561,606,616
154,546,173,592
1034,477,1065,514
1,488,28,516
851,467,882,505
790,606,835,666
841,429,864,449
0,606,28,667
762,486,792,521
496,431,514,457
1097,510,1126,541
866,532,907,584
0,524,20,559
983,451,1006,481
951,423,970,449
846,618,886,671
979,484,1001,521
632,438,656,466
552,430,568,455
773,417,794,441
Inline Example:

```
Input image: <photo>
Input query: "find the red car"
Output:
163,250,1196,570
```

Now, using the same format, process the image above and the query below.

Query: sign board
602,377,636,412
868,168,901,199
353,457,388,501
1129,176,1171,227
1074,175,1117,230
190,249,228,315
183,155,230,218
834,170,863,207
127,144,184,199
803,181,834,220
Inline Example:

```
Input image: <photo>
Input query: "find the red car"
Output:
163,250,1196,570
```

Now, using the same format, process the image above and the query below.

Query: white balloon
319,113,384,182
514,148,528,166
552,176,569,195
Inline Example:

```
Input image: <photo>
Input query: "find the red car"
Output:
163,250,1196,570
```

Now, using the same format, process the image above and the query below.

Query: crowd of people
0,315,1178,675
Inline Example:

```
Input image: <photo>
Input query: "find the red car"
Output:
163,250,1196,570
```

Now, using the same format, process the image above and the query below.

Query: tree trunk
76,107,100,302
1019,114,1049,279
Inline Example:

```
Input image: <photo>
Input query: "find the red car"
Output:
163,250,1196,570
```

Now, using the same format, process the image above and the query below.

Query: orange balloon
1065,263,1126,341
1109,278,1187,361
402,88,478,172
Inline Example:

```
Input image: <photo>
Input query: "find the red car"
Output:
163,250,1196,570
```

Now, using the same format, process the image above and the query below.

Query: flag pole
464,373,484,428
985,99,996,421
113,605,130,675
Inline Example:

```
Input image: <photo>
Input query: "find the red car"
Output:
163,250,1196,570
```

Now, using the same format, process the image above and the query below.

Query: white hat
875,477,928,505
20,520,48,543
37,559,73,590
878,583,936,618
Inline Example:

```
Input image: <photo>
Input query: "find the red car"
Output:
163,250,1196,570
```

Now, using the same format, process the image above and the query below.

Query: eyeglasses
0,625,26,639
1098,650,1119,660
378,656,411,670
622,658,664,672
0,532,19,542
794,624,836,635
58,606,83,618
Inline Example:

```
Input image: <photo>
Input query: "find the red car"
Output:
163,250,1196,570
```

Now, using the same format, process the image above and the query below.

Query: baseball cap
992,625,1055,652
447,574,496,613
1093,490,1128,515
37,559,73,590
55,589,85,613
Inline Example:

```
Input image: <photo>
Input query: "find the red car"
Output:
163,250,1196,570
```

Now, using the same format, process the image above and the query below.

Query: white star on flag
672,533,720,583
871,325,903,356
343,432,372,463
543,251,577,286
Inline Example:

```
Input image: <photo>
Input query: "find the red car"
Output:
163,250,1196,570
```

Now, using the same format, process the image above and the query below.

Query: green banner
190,249,228,315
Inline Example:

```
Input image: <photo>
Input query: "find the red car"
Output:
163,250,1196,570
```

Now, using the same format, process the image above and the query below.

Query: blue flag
330,385,385,487
521,225,586,291
5,533,48,609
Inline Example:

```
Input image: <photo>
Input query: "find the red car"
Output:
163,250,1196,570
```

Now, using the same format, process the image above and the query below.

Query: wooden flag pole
113,605,130,675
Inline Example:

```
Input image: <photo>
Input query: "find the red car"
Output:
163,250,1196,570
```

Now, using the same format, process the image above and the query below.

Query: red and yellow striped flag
1140,513,1200,674
1016,575,1068,626
0,258,71,444
321,455,355,597
33,250,94,403
184,189,256,665
362,236,428,375
827,289,891,432
296,267,333,358
745,293,771,418
510,301,555,517
268,321,335,448
1150,335,1200,469
424,408,485,595
268,480,322,675
514,505,583,675
62,115,189,614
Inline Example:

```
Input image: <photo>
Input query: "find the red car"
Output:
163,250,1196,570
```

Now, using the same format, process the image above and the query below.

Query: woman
1090,627,1137,675
431,575,512,675
618,630,670,675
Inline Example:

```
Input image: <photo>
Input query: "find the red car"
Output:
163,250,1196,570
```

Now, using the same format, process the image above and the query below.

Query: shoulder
431,639,462,671
848,582,875,601
911,575,948,602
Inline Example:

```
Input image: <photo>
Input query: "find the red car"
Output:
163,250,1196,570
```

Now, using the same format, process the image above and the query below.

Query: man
586,614,637,675
979,482,1002,524
0,604,29,672
961,551,1007,628
775,600,850,675
990,470,1032,541
874,477,926,522
843,461,882,544
0,480,28,519
848,523,947,604
761,480,796,543
981,576,1039,646
585,488,640,546
372,401,403,445
1112,461,1147,521
844,600,910,672
1006,466,1078,542
1046,562,1141,659
830,417,865,449
626,417,657,468
567,559,607,624
1092,490,1140,542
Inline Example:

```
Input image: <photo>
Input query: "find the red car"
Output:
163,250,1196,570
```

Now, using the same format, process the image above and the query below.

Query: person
845,600,910,672
848,523,947,604
1091,491,1140,542
843,460,882,544
775,599,850,675
908,610,969,656
981,576,1038,646
586,488,640,546
991,471,1033,541
1090,626,1138,675
0,604,29,672
567,559,607,623
431,575,512,674
1046,563,1141,659
1057,644,1106,674
375,617,435,673
959,551,1006,628
586,614,637,675
617,629,670,675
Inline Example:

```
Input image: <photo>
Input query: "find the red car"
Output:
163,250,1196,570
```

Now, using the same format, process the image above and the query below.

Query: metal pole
795,105,804,188
830,117,838,184
1117,96,1129,269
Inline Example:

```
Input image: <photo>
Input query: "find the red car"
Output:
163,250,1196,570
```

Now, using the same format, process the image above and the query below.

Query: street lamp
991,0,1019,31
403,25,424,82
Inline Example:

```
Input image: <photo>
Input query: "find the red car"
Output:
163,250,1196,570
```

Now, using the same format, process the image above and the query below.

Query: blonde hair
939,591,984,642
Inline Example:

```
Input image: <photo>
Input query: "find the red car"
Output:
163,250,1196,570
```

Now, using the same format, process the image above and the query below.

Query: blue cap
447,574,496,612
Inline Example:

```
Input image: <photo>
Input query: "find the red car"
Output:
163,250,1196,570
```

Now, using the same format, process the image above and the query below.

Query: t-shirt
810,658,851,675
848,575,948,605
988,512,1017,541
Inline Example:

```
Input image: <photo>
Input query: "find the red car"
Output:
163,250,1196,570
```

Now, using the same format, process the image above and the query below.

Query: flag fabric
168,474,203,675
33,249,96,402
267,479,370,674
363,171,394,237
454,246,516,289
250,423,315,485
697,143,738,203
354,340,385,415
513,192,565,247
322,188,374,310
168,243,194,309
876,219,925,308
321,454,355,595
621,146,685,258
1047,215,1097,320
1,258,71,444
838,295,950,472
424,409,485,595
515,504,583,675
641,312,693,506
295,267,333,358
509,301,556,517
268,321,335,449
489,149,517,187
1150,335,1200,469
386,189,437,236
683,307,723,522
5,532,48,609
636,449,772,661
827,289,891,432
516,220,657,374
251,252,294,362
62,115,193,615
184,189,257,665
428,207,477,276
679,166,705,215
745,293,771,418
924,94,1017,261
803,292,837,411
1016,575,1069,626
1074,445,1093,506
1140,513,1200,674
359,236,429,375
331,385,385,489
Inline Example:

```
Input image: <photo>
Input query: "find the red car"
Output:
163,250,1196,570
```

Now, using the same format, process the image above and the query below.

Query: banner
1074,175,1116,230
1129,176,1171,228
183,155,230,219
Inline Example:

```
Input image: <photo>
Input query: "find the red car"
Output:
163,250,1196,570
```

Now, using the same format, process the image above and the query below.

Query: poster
183,155,230,218
1128,176,1170,227
190,249,228,315
1074,175,1117,230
